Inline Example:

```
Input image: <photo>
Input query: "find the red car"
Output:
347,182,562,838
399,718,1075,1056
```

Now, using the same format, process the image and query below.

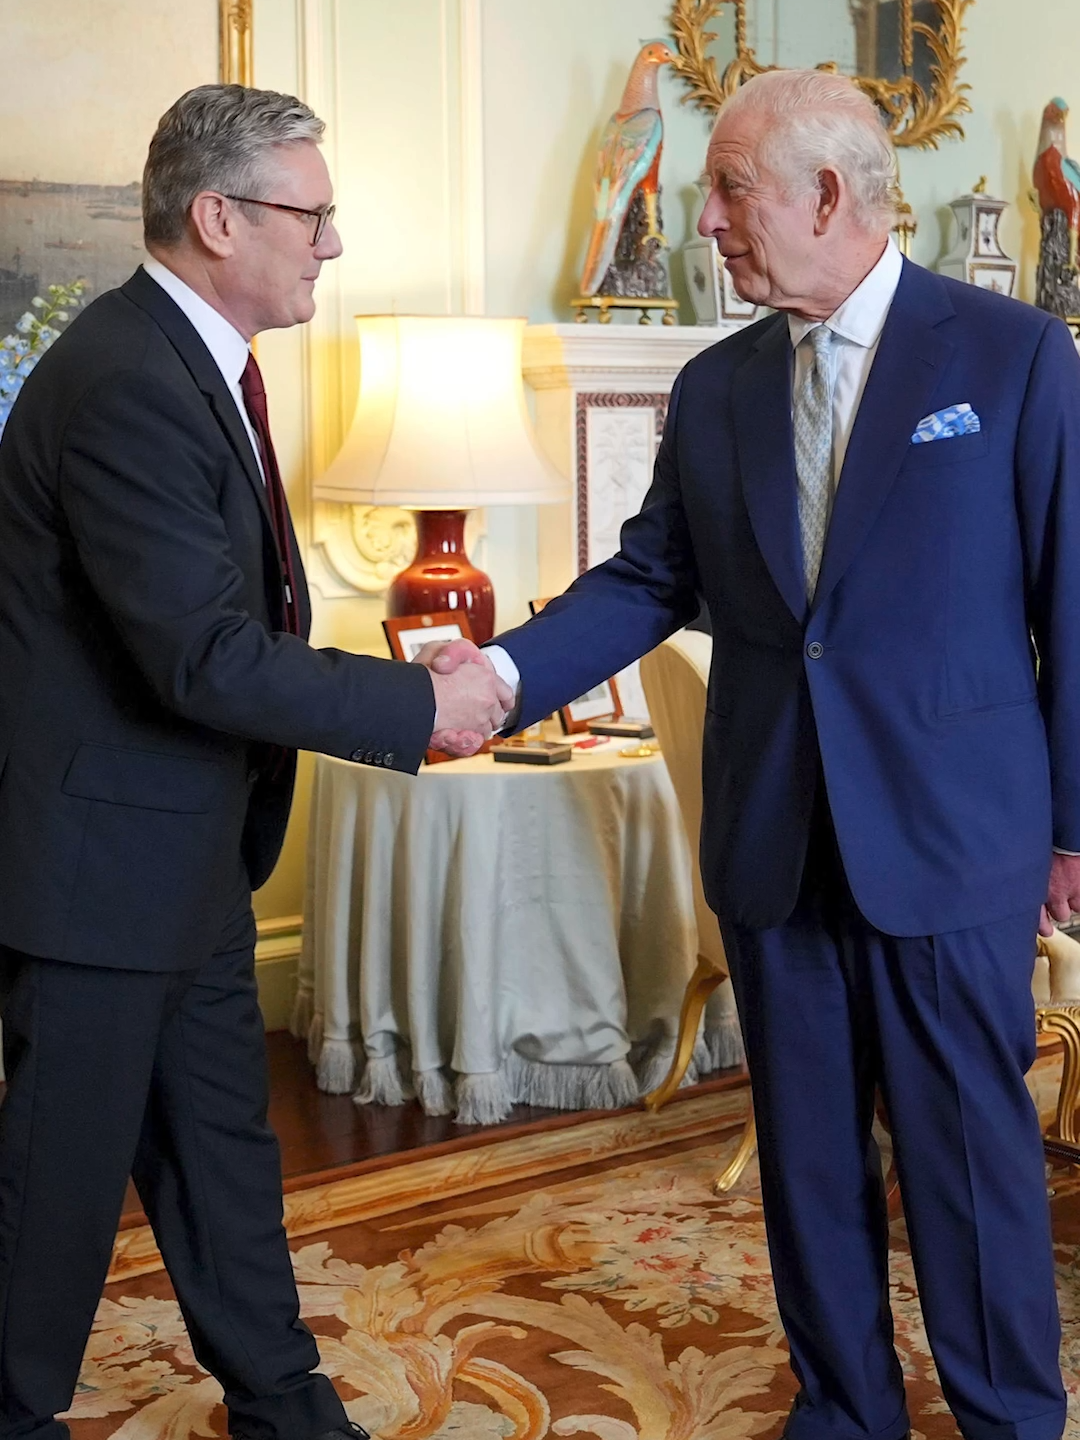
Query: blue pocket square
912,403,981,443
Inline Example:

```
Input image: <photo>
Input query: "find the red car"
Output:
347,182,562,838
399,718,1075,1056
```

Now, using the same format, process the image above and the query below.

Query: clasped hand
412,638,514,757
1041,852,1080,936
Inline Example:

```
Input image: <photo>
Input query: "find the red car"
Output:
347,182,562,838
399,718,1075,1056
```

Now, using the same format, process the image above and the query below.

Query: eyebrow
706,149,759,188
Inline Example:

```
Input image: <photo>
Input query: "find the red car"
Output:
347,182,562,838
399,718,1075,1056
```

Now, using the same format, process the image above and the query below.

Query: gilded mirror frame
220,0,254,85
669,0,974,149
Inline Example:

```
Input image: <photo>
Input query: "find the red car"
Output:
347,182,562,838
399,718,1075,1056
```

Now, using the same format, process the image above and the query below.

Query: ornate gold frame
668,0,974,150
219,0,254,85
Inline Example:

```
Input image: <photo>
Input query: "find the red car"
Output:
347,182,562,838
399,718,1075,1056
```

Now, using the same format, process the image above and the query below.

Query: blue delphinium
0,280,85,440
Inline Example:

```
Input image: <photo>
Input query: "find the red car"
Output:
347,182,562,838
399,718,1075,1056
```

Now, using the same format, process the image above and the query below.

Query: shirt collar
142,257,251,389
787,237,904,351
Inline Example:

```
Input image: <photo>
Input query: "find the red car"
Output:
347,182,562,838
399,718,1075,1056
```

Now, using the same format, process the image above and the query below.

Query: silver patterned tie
794,324,836,599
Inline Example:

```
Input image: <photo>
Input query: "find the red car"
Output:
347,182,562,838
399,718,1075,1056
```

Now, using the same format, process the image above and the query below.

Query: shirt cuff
483,644,523,733
483,645,521,695
1054,848,1080,856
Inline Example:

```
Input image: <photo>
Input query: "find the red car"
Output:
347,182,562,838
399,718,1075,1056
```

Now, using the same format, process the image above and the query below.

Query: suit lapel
733,316,808,626
120,268,273,532
811,260,955,613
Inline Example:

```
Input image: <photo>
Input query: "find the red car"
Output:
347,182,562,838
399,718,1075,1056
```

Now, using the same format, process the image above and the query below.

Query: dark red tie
240,352,301,636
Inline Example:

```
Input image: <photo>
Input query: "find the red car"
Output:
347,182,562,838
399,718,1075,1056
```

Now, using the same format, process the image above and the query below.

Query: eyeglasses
223,195,336,246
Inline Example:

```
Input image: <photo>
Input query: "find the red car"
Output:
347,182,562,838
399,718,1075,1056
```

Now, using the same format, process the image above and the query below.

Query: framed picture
383,610,475,664
382,610,478,764
528,597,622,735
0,3,249,338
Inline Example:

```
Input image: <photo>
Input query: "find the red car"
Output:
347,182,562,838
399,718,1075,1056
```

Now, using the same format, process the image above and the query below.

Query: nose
698,187,729,239
316,218,343,261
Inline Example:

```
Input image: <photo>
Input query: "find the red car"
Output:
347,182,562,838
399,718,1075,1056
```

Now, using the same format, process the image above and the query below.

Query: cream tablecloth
292,745,742,1124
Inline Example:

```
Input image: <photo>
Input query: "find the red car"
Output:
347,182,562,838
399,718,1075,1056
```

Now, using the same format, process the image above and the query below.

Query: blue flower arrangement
0,280,86,439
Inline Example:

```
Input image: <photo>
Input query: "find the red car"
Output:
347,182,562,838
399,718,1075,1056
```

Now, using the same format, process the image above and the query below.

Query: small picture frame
382,609,475,663
528,597,622,735
382,610,477,765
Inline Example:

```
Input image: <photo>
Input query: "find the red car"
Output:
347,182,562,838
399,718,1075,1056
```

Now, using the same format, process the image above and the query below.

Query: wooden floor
119,1031,748,1224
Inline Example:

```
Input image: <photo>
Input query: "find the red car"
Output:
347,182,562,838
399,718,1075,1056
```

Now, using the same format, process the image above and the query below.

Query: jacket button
384,752,395,767
806,642,824,660
349,747,365,762
364,750,376,764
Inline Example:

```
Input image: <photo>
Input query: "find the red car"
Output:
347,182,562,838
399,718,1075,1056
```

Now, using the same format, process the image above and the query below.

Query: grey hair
716,69,899,231
143,83,325,247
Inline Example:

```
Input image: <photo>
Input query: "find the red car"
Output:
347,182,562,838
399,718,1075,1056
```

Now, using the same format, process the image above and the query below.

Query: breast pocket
903,430,990,470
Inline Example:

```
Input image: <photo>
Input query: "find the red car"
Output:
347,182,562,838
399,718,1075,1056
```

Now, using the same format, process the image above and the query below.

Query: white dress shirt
787,236,903,497
142,257,264,482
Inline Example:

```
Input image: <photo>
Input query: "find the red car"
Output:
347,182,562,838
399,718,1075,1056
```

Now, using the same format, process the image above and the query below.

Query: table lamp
314,315,569,643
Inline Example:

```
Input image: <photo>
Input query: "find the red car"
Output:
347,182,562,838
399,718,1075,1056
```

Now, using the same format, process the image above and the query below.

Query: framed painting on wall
0,2,251,334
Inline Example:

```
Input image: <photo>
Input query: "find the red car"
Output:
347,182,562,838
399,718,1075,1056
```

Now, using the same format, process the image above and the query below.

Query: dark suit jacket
0,267,434,971
494,260,1080,937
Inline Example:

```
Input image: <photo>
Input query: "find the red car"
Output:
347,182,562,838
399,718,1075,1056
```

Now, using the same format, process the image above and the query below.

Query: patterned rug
65,1096,1080,1440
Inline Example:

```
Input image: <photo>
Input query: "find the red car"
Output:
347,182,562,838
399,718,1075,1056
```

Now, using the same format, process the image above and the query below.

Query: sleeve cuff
483,644,523,734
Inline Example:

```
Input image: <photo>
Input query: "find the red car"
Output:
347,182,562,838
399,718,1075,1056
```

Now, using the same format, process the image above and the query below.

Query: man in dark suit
431,69,1079,1440
0,84,508,1439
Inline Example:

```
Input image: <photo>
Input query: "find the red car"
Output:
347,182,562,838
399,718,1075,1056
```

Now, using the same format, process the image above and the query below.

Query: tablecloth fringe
317,1037,361,1096
290,985,314,1047
414,1067,455,1116
349,1050,411,1104
505,1053,641,1117
454,1069,516,1126
632,1041,704,1099
346,1020,745,1124
702,1011,745,1071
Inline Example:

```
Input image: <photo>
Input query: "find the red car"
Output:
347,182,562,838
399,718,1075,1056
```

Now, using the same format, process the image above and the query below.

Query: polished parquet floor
117,1031,746,1226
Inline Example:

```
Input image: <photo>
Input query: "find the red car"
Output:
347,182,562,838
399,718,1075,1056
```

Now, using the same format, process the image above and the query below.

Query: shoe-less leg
130,881,347,1440
0,950,183,1438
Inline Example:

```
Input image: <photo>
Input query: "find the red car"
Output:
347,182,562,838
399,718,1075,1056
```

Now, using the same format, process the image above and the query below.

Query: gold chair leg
1037,1005,1080,1149
643,954,726,1113
714,1112,757,1193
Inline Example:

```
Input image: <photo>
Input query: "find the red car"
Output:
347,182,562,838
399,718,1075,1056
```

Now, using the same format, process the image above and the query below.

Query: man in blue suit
425,67,1079,1440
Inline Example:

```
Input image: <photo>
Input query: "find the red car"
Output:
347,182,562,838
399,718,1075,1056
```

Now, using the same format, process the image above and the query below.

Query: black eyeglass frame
223,194,336,246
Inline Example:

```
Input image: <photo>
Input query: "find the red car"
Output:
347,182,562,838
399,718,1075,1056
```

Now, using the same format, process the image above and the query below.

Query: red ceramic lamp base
386,509,495,645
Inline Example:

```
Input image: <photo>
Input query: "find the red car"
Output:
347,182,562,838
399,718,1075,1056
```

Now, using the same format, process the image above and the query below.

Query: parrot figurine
1033,97,1080,274
579,41,675,299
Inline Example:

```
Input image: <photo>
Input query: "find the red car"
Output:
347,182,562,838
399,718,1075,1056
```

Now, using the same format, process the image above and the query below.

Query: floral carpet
67,1101,1080,1440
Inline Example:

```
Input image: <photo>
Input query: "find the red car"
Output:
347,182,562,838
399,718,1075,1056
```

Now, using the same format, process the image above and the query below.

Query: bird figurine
1034,97,1080,274
579,41,675,302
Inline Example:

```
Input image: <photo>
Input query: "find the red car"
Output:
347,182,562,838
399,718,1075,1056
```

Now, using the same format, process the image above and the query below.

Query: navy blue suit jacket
495,260,1080,936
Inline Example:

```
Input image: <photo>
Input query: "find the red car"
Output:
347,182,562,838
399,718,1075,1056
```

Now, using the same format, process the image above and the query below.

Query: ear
813,167,843,234
188,191,240,259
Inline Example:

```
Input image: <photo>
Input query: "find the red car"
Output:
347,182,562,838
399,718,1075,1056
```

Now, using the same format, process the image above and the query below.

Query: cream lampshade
314,315,569,643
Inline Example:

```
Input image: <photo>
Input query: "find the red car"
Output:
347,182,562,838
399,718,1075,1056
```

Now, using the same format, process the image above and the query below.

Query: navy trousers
721,813,1065,1440
0,868,347,1440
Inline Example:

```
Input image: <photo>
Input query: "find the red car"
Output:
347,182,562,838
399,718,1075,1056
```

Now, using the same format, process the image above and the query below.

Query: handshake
414,638,516,757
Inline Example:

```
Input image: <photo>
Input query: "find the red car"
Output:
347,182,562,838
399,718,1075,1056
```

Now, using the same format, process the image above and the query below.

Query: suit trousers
0,867,347,1440
720,805,1065,1440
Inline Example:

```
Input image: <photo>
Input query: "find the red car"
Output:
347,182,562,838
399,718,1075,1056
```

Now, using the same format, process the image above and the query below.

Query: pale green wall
897,0,1080,299
480,0,714,323
483,0,1080,318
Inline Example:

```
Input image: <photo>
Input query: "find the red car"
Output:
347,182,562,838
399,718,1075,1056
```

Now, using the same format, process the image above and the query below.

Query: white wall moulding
312,502,417,598
522,321,741,395
255,913,304,1031
523,324,722,594
523,324,724,718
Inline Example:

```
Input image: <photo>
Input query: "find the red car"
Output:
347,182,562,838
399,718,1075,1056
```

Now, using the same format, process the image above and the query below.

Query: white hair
714,69,899,231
